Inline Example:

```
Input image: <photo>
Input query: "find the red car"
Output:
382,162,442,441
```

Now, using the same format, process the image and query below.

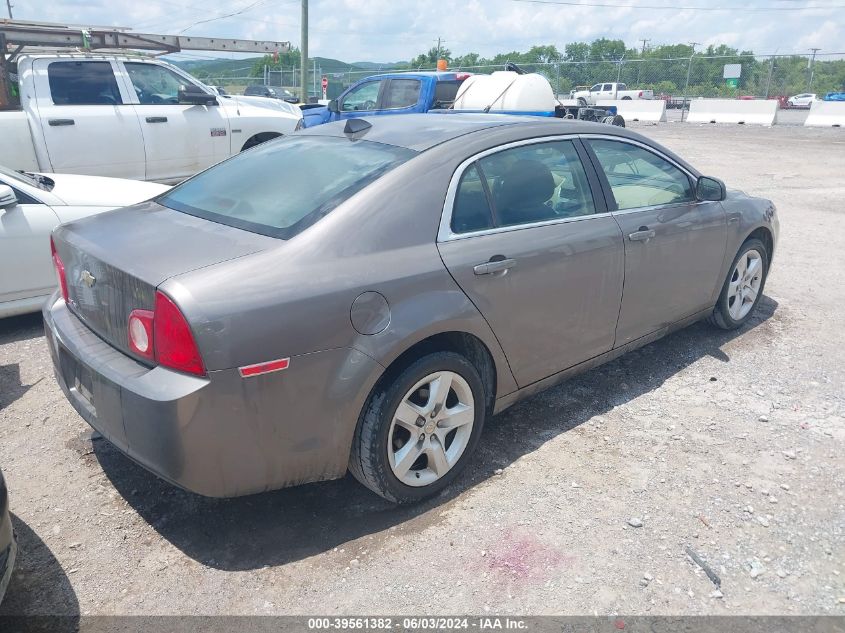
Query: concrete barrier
804,100,845,127
596,99,667,123
687,99,779,126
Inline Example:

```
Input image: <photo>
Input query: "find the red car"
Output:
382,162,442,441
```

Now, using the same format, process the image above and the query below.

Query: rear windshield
158,136,416,239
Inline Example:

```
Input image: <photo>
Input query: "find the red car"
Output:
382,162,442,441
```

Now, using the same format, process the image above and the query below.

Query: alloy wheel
727,248,763,321
387,371,475,487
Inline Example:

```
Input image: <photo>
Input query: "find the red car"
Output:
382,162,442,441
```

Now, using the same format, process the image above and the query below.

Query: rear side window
433,80,462,107
158,136,416,239
383,79,420,109
451,165,494,234
48,61,122,105
451,140,596,234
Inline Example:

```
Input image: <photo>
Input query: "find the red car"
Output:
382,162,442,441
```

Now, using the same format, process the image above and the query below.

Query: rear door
32,58,146,179
584,136,727,346
437,137,625,387
118,61,230,182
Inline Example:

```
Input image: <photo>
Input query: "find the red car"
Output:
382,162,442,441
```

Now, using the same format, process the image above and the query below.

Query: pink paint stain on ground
485,530,574,580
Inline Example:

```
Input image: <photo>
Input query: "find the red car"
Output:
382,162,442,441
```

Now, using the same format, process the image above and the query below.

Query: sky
6,0,844,62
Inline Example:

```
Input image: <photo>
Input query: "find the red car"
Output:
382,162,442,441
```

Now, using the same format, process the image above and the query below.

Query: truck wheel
611,114,625,127
621,96,632,100
241,132,281,152
577,97,587,107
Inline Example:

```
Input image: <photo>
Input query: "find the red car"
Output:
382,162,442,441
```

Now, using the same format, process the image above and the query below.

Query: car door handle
48,119,75,126
628,227,656,242
145,116,168,123
473,258,516,275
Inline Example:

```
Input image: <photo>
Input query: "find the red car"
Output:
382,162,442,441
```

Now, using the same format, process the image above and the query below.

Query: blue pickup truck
301,66,623,128
301,71,470,128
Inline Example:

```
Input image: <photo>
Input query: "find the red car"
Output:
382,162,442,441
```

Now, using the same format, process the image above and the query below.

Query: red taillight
50,236,69,302
153,291,205,376
638,90,643,98
127,309,155,360
126,291,205,375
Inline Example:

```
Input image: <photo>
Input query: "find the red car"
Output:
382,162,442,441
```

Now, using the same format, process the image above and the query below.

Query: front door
437,138,625,388
0,183,59,303
336,79,384,121
33,59,146,180
120,61,230,182
584,137,727,346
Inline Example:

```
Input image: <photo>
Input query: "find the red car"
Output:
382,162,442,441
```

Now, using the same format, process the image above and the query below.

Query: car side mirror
0,185,18,210
178,84,218,106
328,99,339,113
696,176,726,202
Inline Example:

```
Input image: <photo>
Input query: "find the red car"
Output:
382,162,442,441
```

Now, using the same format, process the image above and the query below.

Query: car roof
297,113,633,152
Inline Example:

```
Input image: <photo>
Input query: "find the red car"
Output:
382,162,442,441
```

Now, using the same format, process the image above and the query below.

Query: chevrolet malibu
44,114,778,503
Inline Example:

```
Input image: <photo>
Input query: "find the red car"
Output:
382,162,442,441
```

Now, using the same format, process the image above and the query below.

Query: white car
787,93,817,108
0,166,169,318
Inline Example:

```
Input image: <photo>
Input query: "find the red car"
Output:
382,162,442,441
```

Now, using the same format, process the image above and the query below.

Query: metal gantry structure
0,19,291,106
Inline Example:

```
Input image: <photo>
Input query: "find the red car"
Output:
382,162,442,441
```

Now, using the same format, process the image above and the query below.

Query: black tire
349,352,487,504
577,97,587,107
611,114,625,127
708,238,769,330
621,96,632,100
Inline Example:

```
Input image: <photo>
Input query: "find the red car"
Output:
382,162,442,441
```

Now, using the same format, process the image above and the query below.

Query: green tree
250,48,302,77
410,46,452,67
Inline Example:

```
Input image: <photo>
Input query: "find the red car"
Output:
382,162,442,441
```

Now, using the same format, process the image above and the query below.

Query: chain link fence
201,53,844,104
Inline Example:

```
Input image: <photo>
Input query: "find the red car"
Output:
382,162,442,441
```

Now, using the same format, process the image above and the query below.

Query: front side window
590,84,602,92
451,140,596,233
125,63,190,105
341,81,381,112
382,79,421,109
587,139,693,210
48,61,122,106
158,136,416,239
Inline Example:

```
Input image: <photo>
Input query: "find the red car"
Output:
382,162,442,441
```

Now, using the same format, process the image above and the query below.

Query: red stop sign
321,76,328,89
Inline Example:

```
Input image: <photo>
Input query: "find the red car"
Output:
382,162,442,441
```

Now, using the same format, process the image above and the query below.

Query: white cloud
8,0,844,61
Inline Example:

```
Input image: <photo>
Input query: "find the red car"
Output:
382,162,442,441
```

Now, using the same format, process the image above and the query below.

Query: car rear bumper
43,294,383,497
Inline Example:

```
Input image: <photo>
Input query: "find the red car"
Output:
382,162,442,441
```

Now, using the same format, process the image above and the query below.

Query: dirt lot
0,123,843,617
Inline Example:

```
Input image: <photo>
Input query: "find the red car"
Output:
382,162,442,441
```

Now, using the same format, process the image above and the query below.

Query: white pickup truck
570,82,654,106
0,54,303,184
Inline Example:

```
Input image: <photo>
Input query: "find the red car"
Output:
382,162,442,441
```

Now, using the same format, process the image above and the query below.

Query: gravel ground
0,123,843,617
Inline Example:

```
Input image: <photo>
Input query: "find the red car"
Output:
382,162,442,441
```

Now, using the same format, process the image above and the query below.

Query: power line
509,0,845,10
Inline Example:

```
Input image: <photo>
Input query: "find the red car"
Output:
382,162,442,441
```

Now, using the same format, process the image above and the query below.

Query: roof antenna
344,118,372,137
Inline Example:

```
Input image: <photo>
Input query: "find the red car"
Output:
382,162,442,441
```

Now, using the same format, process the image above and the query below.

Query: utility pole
434,37,445,64
639,38,649,55
5,0,12,19
300,0,308,103
680,42,700,123
808,47,820,92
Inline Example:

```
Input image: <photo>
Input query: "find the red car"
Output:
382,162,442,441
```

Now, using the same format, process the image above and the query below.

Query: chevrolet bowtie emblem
80,270,96,288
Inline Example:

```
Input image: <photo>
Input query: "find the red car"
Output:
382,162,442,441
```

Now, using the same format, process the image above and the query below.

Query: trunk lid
53,200,278,359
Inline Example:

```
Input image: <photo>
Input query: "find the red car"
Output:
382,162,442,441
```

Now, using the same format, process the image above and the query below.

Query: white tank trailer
450,66,625,126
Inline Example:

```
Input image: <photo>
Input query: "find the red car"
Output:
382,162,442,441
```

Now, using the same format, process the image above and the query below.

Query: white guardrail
596,99,667,123
687,99,779,126
804,100,845,127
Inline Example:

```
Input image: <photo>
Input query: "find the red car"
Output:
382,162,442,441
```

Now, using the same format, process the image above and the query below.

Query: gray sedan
44,114,778,503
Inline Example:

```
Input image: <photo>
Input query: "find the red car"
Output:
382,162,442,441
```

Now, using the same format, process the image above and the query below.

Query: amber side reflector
238,357,290,378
